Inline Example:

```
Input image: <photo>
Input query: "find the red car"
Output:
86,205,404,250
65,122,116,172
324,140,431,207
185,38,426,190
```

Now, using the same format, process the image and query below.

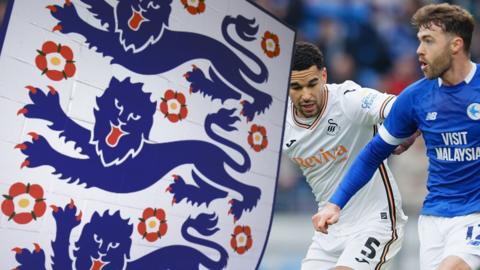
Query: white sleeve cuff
378,125,407,145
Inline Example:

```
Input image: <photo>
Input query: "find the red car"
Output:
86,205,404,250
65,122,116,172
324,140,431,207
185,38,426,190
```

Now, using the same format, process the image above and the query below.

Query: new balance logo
426,112,437,121
286,139,296,148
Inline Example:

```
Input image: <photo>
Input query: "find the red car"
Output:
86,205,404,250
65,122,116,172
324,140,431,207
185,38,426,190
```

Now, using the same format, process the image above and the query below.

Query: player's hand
393,130,421,155
312,202,340,234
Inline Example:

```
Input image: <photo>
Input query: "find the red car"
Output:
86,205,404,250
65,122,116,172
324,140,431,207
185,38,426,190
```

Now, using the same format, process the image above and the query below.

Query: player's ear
450,36,464,55
321,67,327,84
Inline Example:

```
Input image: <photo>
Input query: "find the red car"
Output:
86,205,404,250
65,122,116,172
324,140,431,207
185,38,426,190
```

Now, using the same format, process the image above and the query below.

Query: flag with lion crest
0,0,294,269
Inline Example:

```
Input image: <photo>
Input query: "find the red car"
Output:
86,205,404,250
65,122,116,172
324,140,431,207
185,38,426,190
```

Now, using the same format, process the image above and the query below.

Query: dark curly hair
292,41,325,71
412,3,475,53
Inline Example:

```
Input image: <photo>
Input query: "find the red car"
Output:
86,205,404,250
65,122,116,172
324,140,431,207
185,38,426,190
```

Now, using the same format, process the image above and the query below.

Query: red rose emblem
261,31,280,58
180,0,206,15
137,207,168,242
230,225,253,254
35,41,76,81
247,124,268,152
1,182,46,224
159,89,188,123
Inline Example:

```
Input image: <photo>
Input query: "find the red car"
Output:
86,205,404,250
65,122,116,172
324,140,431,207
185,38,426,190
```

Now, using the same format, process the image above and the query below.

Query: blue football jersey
379,63,480,217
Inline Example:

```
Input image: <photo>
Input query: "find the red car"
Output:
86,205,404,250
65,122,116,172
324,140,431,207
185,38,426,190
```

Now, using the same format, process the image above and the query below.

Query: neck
441,54,472,86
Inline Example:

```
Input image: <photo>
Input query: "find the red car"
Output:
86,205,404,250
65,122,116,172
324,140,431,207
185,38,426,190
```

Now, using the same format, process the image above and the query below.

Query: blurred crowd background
0,0,478,269
254,0,480,269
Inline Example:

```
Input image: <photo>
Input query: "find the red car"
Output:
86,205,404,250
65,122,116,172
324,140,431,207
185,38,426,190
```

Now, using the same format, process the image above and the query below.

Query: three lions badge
0,0,295,269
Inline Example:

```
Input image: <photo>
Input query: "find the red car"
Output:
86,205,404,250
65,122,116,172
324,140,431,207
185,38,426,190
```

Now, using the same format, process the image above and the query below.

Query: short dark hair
292,41,325,71
412,3,475,53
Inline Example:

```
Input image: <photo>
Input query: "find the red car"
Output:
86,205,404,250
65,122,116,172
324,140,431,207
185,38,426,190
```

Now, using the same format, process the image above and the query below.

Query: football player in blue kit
315,3,480,270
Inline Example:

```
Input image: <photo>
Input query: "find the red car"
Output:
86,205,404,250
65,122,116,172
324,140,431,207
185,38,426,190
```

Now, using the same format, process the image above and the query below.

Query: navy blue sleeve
329,135,397,208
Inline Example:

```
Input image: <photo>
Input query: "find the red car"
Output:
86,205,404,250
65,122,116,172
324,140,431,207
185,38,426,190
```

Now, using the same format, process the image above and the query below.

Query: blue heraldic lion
17,77,261,221
12,201,228,269
47,0,272,121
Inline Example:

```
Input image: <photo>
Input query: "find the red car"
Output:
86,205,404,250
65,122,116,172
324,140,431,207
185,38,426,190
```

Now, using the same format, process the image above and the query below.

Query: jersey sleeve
378,87,418,145
340,80,396,126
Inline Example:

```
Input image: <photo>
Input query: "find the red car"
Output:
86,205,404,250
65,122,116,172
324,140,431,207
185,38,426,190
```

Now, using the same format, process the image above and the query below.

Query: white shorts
301,220,405,270
418,213,480,270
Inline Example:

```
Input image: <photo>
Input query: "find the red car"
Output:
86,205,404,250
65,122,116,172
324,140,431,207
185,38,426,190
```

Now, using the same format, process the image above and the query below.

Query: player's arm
330,135,396,206
392,129,421,155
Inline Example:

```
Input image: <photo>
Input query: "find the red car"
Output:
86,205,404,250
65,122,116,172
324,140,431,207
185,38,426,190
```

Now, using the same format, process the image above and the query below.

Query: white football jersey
283,80,406,234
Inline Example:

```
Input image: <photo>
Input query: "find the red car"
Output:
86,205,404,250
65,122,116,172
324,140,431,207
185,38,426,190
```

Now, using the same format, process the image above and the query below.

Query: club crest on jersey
326,119,340,136
467,103,480,120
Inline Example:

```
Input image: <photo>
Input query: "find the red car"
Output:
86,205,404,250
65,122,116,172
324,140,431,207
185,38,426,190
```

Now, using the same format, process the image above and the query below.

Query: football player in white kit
316,3,480,270
282,41,411,269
